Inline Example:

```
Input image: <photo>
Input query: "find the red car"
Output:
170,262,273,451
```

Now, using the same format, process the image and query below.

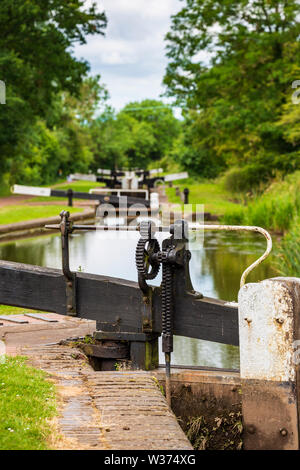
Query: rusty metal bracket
60,210,77,316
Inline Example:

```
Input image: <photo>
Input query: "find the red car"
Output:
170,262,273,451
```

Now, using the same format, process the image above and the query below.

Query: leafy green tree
119,100,180,162
1,0,106,113
90,109,130,171
164,0,300,181
10,75,108,185
117,113,156,169
91,100,181,171
173,111,227,178
63,76,109,126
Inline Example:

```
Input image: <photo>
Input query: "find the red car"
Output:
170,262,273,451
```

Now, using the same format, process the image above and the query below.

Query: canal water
0,229,276,370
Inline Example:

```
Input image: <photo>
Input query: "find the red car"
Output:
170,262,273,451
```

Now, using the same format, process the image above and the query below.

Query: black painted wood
152,288,239,346
0,261,67,314
0,260,239,346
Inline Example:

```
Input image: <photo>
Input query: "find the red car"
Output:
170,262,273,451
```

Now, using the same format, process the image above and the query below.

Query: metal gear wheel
135,237,160,280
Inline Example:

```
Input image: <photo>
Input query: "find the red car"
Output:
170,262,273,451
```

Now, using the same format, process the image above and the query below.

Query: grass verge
0,204,82,225
165,181,244,218
0,356,56,450
275,219,300,276
0,305,47,316
222,171,300,233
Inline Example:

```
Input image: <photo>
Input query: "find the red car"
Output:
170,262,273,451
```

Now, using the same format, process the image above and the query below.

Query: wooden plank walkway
1,317,192,450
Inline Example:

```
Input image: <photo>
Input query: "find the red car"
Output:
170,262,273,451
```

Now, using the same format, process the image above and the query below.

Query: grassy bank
0,305,46,315
55,180,104,192
222,172,300,234
166,174,300,234
0,356,56,450
166,180,244,218
0,204,82,225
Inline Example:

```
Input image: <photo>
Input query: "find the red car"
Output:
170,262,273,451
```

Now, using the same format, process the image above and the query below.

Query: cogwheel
135,238,160,280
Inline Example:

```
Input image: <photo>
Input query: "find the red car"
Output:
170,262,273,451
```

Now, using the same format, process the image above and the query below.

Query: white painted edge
70,173,97,182
149,168,163,175
164,172,189,182
12,184,51,197
90,188,149,199
97,169,112,175
150,193,160,209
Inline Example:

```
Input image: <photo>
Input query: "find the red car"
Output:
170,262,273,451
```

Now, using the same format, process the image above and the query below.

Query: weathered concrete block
238,278,300,450
239,279,298,382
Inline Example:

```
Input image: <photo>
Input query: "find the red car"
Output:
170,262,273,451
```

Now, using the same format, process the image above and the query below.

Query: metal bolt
280,428,288,437
247,425,256,434
275,317,284,324
67,304,72,310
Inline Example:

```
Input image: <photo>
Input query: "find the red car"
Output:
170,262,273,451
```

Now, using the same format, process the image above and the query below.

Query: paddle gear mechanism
135,220,189,406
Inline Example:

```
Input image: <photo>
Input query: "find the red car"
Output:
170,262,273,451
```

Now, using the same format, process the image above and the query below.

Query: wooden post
67,188,73,207
130,335,159,370
183,188,189,204
238,278,300,450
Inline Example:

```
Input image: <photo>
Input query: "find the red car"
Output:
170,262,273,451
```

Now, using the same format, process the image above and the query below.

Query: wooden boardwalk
1,317,192,450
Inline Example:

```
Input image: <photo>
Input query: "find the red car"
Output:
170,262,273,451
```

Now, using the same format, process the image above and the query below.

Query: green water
0,230,276,370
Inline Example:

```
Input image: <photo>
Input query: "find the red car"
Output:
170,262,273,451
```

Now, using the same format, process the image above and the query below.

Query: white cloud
74,0,182,111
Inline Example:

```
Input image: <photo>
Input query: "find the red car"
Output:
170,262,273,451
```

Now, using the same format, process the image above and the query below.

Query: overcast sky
74,0,182,112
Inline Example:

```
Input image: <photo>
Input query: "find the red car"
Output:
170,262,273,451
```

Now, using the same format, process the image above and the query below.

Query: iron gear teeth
135,238,160,280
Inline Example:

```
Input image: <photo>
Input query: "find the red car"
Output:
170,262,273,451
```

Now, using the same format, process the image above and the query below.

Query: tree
0,0,107,178
117,113,156,169
10,76,108,185
62,76,109,126
90,109,130,171
163,0,300,181
0,1,106,113
119,100,180,162
91,100,181,171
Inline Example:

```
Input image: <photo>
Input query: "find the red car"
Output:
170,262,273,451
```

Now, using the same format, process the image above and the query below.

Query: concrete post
238,278,300,449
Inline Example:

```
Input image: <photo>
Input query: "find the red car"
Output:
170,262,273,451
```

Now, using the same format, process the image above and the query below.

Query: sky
74,0,182,113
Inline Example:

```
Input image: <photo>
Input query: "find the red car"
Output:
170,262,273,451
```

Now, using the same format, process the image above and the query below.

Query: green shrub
221,207,245,225
246,198,294,233
223,164,270,193
222,195,295,233
276,220,300,276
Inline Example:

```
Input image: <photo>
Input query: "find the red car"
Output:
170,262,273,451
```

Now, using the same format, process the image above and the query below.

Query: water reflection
0,230,276,370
